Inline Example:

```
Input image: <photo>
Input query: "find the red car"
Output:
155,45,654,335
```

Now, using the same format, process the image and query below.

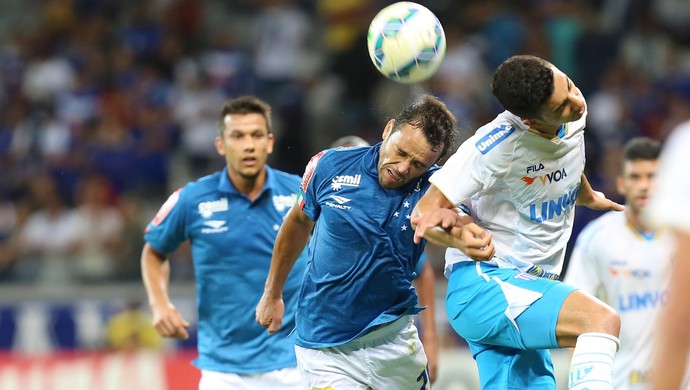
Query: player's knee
588,301,620,337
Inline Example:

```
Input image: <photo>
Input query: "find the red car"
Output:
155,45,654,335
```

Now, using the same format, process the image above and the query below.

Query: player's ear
382,119,395,140
266,133,275,155
214,136,225,156
616,175,624,196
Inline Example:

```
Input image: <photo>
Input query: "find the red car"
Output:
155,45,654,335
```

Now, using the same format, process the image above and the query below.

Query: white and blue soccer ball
367,2,446,84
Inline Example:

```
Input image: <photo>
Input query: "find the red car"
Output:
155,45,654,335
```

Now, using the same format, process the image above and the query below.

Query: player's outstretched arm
141,243,190,339
576,174,625,211
256,203,314,334
414,260,439,382
411,185,494,261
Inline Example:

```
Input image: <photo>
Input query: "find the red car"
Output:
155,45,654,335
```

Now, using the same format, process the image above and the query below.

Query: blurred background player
647,122,690,390
564,137,672,389
329,133,440,382
256,95,468,389
141,96,307,390
412,55,624,390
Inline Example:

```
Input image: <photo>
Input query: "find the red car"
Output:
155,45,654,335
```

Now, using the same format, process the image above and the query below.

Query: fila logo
329,195,351,204
201,220,228,234
526,163,545,174
331,174,361,190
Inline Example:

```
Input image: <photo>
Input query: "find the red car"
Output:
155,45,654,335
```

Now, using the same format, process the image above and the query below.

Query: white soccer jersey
647,122,690,234
564,211,674,388
430,110,586,278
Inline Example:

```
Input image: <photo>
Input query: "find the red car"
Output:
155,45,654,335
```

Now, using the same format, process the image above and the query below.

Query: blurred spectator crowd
1,0,690,286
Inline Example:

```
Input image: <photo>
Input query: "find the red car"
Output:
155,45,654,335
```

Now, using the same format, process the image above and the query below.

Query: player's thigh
515,278,576,350
446,262,565,349
553,289,620,347
295,345,370,390
368,319,430,390
199,367,302,390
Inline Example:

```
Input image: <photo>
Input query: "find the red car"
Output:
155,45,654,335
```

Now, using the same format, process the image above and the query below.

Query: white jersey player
412,55,625,390
565,137,674,389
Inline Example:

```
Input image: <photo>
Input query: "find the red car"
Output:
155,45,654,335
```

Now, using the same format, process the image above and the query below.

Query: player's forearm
415,265,439,344
575,173,595,205
141,243,172,307
421,224,469,249
263,209,312,299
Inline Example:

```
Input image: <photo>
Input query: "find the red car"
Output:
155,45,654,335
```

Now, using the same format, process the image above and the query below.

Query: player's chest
508,137,585,200
190,194,294,240
319,174,423,231
601,237,673,286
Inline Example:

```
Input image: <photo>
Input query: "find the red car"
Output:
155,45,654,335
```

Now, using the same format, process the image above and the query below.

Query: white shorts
295,315,430,390
199,367,302,390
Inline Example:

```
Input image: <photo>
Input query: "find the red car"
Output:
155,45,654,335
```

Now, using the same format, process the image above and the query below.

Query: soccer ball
367,2,446,84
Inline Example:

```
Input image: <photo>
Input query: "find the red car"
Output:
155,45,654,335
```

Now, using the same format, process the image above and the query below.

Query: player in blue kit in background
256,95,488,389
564,137,676,389
329,134,441,382
412,55,625,390
141,96,307,390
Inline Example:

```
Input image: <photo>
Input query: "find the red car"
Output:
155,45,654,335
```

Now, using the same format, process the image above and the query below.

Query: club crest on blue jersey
475,124,515,154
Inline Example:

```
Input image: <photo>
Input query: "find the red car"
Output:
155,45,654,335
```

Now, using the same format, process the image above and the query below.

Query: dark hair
392,94,457,159
218,96,272,135
621,137,661,170
491,55,554,119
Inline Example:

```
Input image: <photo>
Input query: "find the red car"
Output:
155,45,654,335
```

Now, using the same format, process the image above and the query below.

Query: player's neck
228,169,267,201
626,209,654,236
527,123,561,139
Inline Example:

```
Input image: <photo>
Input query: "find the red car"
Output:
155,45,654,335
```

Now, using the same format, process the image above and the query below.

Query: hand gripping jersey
296,144,436,348
431,109,587,278
565,211,674,387
144,166,308,374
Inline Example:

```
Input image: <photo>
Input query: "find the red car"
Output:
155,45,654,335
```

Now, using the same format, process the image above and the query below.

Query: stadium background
0,0,688,388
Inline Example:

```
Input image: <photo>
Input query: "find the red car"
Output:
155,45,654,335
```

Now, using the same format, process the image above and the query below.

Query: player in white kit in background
564,137,674,389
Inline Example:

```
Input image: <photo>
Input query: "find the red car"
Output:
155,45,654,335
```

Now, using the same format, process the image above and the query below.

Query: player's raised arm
576,173,625,211
411,185,494,261
256,203,314,334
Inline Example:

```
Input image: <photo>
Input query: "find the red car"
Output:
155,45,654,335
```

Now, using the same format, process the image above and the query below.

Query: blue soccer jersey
295,144,436,348
144,166,308,374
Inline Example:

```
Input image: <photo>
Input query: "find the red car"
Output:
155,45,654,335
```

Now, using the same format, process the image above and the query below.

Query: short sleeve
298,151,327,222
429,136,497,206
144,188,188,254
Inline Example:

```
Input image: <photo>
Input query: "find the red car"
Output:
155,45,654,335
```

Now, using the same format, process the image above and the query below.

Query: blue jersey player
329,134,441,382
141,96,307,390
256,95,478,389
412,55,625,390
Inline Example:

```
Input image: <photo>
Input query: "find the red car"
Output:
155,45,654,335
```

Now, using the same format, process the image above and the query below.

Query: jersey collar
217,165,275,201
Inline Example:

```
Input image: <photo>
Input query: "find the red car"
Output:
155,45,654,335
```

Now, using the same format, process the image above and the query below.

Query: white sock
568,332,620,390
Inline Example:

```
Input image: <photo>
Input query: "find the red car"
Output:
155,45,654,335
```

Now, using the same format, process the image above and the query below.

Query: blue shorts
446,261,576,389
